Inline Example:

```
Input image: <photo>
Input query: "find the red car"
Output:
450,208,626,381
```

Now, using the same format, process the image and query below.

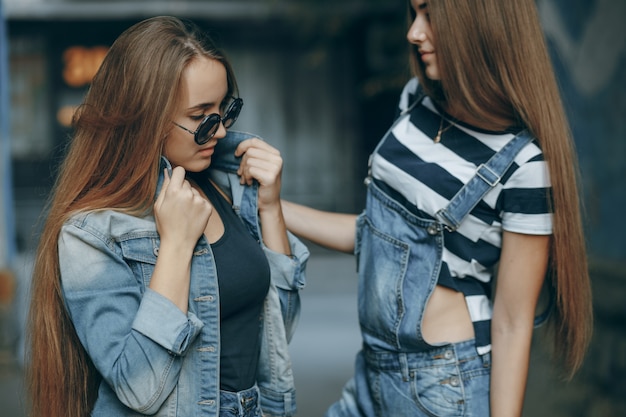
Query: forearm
258,203,291,255
281,199,357,253
490,231,550,416
151,165,212,315
149,241,193,314
489,316,534,416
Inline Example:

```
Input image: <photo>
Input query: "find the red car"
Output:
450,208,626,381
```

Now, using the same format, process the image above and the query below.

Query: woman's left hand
235,138,283,212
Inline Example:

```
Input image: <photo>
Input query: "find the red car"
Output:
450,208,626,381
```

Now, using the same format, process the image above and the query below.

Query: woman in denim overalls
282,0,592,415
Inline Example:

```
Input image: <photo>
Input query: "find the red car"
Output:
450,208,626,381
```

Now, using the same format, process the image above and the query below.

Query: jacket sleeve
58,220,203,414
262,231,309,340
257,231,309,417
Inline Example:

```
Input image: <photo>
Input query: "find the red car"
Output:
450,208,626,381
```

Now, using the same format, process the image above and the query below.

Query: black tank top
192,175,271,392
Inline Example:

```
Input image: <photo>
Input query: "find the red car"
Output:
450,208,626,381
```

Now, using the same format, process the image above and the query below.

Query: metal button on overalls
427,223,439,235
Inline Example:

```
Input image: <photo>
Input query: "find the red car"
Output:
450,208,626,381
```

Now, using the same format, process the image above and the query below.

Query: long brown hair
26,16,238,417
409,0,592,378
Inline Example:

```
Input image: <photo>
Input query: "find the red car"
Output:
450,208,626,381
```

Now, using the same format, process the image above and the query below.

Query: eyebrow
187,96,228,114
187,102,215,113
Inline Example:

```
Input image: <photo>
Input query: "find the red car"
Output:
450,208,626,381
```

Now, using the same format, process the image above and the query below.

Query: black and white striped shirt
371,78,553,354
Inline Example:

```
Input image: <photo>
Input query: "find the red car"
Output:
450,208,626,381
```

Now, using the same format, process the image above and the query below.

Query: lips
420,50,435,63
198,145,215,156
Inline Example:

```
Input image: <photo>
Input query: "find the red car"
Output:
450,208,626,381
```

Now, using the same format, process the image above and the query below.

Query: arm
234,138,357,254
59,224,205,412
59,166,209,413
281,200,357,253
235,138,291,255
151,166,212,313
490,231,550,417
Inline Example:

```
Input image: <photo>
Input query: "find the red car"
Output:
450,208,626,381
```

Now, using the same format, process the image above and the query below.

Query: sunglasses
173,98,243,145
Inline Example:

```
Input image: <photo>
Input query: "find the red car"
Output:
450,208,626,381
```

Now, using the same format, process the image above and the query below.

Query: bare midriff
422,285,475,344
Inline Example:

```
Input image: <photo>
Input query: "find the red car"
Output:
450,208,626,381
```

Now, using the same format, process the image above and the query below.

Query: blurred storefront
1,4,407,413
3,0,407,253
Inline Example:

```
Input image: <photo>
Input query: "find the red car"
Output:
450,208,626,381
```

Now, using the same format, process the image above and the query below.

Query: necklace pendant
434,133,441,143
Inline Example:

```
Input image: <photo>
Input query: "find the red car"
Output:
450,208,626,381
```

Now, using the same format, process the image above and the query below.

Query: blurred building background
0,0,625,416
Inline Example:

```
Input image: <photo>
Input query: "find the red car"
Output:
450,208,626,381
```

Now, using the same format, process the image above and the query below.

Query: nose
407,16,427,44
213,120,227,140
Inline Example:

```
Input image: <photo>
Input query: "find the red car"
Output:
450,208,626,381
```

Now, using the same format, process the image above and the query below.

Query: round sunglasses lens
196,114,220,145
223,117,234,129
223,100,243,129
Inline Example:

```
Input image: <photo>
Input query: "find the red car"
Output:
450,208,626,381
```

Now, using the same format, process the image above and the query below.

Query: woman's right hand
150,166,210,313
154,166,212,251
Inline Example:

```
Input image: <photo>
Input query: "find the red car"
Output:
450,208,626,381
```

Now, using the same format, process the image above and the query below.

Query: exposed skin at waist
422,285,475,344
279,201,476,344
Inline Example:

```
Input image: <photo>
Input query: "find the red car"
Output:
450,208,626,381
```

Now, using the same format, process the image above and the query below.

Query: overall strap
435,130,534,231
435,129,555,328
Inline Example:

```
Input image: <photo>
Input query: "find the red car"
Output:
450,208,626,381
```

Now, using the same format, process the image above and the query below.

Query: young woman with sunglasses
27,16,309,417
282,0,592,415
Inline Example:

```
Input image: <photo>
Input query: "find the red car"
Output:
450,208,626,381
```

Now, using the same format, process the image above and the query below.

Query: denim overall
326,92,532,417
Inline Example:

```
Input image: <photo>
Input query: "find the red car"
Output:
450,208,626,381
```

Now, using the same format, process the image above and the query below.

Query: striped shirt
371,78,553,354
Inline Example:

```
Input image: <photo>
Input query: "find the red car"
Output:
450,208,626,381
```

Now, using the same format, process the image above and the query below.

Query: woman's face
407,0,440,80
164,57,229,172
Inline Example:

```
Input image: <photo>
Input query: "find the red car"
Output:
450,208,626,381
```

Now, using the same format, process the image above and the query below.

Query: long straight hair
26,16,238,417
409,0,592,377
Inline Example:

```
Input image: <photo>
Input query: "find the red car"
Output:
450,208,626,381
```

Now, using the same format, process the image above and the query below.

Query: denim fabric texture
355,179,446,353
219,386,262,417
326,340,491,417
325,177,493,417
58,131,309,417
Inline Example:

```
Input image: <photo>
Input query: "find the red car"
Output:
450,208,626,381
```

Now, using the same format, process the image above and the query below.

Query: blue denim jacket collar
159,130,256,172
157,130,256,207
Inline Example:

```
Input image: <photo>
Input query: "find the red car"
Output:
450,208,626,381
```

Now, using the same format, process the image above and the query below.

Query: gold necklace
434,114,454,143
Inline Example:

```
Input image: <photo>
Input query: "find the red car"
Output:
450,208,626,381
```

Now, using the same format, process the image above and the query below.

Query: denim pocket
120,235,160,288
366,363,464,417
411,363,466,417
357,216,410,347
412,353,491,417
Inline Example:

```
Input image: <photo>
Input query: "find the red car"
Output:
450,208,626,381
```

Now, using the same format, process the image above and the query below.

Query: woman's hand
154,166,212,251
235,138,283,213
151,166,213,313
235,138,291,254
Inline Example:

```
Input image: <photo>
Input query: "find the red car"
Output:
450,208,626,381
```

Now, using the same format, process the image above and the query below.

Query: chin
192,162,212,173
179,159,212,173
424,65,440,81
425,72,440,81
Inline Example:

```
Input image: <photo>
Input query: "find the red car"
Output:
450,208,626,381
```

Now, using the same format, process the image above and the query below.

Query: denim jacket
58,131,309,417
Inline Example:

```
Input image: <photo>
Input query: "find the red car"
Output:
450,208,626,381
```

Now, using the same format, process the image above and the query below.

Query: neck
443,101,514,132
